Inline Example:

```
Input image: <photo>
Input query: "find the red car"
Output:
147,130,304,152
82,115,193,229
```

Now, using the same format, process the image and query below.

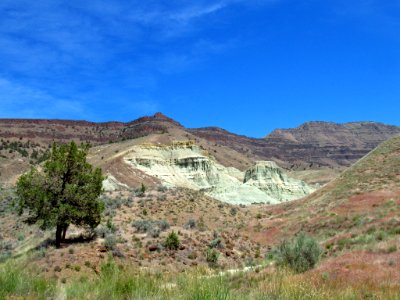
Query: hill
190,121,400,170
1,113,399,186
1,125,400,299
244,136,400,285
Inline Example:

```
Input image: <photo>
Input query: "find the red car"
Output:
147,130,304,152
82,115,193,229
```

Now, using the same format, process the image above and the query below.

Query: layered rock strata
122,142,313,205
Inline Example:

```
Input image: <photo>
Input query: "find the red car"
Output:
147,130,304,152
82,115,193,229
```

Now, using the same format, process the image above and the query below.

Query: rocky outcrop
244,161,314,202
122,142,312,205
124,142,219,190
102,174,130,191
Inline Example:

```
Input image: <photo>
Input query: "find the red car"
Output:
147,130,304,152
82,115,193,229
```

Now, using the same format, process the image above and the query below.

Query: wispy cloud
0,77,85,119
0,0,262,119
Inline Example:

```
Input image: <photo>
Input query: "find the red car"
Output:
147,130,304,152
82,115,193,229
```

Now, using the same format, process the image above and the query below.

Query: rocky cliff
121,141,313,205
244,161,314,202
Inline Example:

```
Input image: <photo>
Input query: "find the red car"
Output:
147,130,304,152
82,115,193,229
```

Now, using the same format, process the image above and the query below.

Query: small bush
106,219,117,233
104,235,117,250
132,220,152,232
94,225,111,238
17,233,25,241
132,219,169,235
206,248,219,265
276,232,322,273
149,227,161,238
54,266,62,272
209,238,223,249
157,185,168,192
158,220,170,231
184,219,196,229
164,231,180,250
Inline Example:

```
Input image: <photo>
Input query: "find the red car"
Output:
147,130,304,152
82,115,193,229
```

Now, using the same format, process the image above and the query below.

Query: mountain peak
129,112,183,127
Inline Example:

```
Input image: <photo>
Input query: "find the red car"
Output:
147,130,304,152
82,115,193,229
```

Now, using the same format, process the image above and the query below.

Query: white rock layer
244,161,314,202
121,143,313,205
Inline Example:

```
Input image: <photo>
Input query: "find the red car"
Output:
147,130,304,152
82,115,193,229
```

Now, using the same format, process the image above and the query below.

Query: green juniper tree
16,142,104,248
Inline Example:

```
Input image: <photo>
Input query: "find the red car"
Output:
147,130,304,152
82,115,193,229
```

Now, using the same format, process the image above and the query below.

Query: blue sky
0,0,399,137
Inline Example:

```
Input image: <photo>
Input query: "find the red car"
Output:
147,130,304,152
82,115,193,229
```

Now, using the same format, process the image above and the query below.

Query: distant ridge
1,113,399,170
189,121,400,169
0,112,181,145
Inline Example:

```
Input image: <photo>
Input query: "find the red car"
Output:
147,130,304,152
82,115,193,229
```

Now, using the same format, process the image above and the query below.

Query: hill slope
250,135,400,248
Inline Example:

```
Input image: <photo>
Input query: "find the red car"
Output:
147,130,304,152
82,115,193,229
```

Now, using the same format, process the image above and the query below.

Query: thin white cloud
0,78,85,119
0,0,264,119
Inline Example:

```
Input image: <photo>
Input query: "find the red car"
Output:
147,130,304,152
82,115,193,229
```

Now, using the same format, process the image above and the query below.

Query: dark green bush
205,248,219,265
276,232,322,273
164,231,180,250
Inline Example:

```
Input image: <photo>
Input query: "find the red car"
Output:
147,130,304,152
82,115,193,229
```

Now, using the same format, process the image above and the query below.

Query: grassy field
1,256,399,300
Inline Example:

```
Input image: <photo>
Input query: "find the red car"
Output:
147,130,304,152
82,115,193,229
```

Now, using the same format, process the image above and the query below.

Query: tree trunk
55,225,62,248
61,225,69,241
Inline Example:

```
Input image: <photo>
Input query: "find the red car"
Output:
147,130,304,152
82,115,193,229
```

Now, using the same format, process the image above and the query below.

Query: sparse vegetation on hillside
1,135,400,299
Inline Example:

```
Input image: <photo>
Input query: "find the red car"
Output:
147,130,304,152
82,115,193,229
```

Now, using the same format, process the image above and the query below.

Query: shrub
149,227,161,238
54,266,62,272
209,238,223,249
17,233,25,241
230,207,238,216
158,220,170,231
94,225,111,238
132,219,169,235
157,185,168,192
132,220,152,232
135,183,146,197
104,235,117,250
184,219,196,229
275,232,322,273
206,248,219,265
106,219,117,233
165,231,180,250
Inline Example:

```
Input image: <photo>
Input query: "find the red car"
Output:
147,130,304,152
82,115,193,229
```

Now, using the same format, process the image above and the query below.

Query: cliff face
189,122,400,169
244,161,314,202
124,143,220,190
121,142,313,205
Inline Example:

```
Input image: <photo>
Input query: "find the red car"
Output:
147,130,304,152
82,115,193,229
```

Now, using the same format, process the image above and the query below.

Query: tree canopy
16,141,104,248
